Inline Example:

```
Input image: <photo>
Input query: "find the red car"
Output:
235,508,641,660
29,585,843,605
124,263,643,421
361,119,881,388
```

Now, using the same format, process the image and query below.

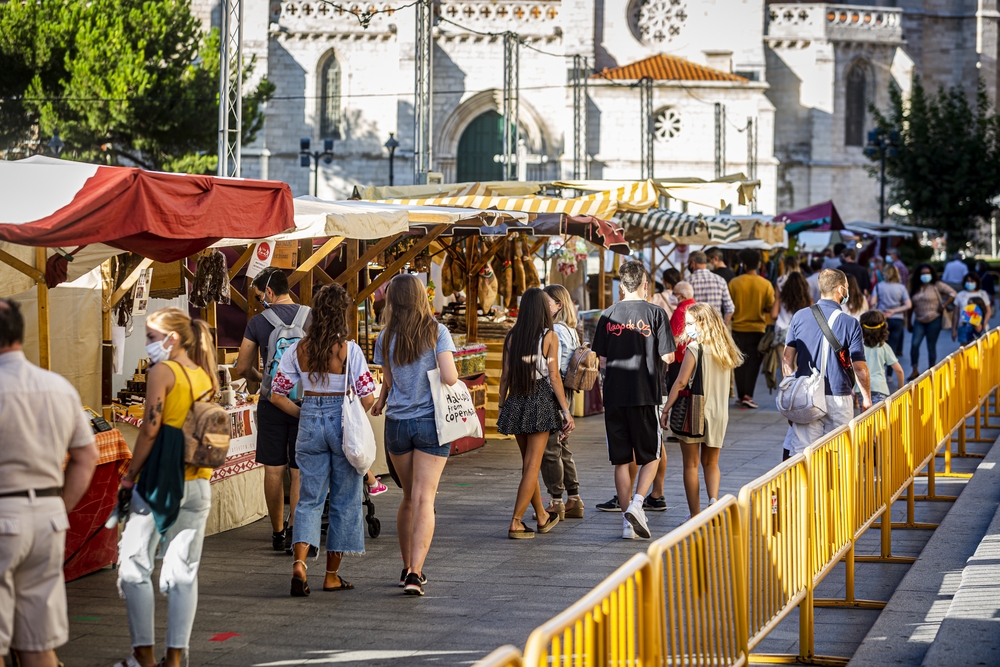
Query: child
956,296,988,344
858,310,905,404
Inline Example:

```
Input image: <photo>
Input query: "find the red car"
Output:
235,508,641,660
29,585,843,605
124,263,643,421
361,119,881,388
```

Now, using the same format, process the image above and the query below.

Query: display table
205,403,266,536
64,429,131,582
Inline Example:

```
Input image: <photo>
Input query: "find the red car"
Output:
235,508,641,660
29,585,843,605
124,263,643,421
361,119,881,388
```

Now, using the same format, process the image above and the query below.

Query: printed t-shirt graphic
592,300,675,408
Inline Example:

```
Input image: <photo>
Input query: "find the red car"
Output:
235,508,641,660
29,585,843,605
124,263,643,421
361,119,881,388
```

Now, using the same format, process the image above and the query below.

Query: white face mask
685,324,699,339
145,337,173,364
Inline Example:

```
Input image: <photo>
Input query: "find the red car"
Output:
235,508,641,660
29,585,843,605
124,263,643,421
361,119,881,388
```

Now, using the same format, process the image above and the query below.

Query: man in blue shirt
781,269,872,458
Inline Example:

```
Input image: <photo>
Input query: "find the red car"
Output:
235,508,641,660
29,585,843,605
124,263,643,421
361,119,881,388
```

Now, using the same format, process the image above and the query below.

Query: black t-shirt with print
592,300,675,407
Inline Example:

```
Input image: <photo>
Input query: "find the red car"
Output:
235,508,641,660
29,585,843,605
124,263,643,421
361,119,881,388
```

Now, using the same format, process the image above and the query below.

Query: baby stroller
319,484,381,539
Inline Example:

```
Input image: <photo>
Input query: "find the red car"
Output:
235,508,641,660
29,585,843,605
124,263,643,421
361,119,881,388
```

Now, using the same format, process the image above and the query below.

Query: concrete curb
847,436,1000,667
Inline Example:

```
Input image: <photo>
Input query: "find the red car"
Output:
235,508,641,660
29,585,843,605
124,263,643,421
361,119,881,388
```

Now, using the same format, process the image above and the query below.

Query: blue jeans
385,416,451,458
292,396,364,555
910,316,943,370
886,317,905,359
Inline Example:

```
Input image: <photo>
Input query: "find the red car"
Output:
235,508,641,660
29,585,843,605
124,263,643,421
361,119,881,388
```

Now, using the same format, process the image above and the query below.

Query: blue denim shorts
385,417,450,458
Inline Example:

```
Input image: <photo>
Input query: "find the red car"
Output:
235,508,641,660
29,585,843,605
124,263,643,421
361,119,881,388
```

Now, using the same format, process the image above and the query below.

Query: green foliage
869,77,1000,254
0,0,273,173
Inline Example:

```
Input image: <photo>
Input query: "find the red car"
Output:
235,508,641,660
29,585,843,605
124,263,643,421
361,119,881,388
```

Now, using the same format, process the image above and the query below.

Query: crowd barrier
474,330,1000,667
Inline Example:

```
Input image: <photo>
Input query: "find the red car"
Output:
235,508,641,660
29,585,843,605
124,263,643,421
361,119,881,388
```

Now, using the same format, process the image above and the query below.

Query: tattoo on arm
149,398,163,427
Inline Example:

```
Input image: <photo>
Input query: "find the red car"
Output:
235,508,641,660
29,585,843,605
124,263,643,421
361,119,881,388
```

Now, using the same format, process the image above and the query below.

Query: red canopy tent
773,200,845,234
0,156,293,262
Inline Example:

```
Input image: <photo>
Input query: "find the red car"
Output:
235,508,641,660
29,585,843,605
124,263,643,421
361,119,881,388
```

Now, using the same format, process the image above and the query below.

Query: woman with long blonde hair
371,273,459,595
659,303,744,520
116,308,219,667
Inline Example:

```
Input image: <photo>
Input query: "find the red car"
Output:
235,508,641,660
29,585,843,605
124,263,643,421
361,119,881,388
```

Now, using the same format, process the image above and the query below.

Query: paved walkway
60,325,991,667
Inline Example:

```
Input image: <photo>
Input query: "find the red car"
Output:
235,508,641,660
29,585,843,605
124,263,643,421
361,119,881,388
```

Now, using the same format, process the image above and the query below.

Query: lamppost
384,133,399,186
300,132,339,197
864,128,900,224
47,129,64,157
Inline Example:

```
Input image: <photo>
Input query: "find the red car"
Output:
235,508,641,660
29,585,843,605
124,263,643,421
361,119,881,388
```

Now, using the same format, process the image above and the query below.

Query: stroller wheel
367,516,381,538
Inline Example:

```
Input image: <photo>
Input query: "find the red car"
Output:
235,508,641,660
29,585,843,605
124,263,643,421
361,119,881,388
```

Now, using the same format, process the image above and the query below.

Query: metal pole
218,0,244,177
879,144,886,224
413,0,433,184
313,155,319,197
572,55,588,180
502,32,520,181
389,148,395,186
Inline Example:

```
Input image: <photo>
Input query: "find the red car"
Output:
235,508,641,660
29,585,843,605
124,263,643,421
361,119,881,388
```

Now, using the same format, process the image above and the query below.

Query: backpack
563,343,600,391
775,308,843,424
178,366,230,469
260,306,310,401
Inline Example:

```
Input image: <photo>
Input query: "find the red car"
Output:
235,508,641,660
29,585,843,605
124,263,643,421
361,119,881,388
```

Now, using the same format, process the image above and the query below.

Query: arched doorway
457,111,503,182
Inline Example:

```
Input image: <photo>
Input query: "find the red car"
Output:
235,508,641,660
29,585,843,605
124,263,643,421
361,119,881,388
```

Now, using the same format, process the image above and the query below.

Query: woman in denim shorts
372,274,459,596
271,284,376,597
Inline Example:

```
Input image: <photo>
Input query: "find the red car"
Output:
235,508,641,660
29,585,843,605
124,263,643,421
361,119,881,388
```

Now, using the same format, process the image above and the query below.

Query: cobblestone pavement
60,327,991,666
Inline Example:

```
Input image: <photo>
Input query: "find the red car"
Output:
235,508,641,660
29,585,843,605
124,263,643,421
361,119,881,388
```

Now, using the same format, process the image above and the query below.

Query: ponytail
190,319,220,392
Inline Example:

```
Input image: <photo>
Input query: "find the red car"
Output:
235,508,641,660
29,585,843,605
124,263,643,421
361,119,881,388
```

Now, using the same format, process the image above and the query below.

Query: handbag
341,342,377,476
177,366,230,469
428,369,483,445
669,346,706,438
775,308,841,424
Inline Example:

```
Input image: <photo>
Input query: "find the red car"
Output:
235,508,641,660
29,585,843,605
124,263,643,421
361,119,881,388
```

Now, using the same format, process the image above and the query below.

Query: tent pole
35,248,50,370
598,249,606,310
101,260,114,420
466,239,480,343
347,239,359,341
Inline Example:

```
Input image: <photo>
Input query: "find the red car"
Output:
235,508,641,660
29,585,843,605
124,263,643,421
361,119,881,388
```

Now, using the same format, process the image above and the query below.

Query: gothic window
845,63,868,147
627,0,688,45
653,107,681,143
320,53,341,139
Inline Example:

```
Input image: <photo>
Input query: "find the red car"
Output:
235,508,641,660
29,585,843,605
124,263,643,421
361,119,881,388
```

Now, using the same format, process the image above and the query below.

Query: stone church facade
192,0,999,221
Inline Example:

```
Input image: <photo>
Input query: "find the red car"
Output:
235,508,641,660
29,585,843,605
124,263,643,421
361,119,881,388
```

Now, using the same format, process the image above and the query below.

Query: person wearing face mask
235,267,311,552
952,272,992,342
907,264,956,380
115,308,219,667
779,270,872,460
660,304,744,521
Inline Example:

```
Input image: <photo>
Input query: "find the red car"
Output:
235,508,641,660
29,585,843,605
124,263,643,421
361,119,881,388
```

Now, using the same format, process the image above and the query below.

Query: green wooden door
457,110,504,182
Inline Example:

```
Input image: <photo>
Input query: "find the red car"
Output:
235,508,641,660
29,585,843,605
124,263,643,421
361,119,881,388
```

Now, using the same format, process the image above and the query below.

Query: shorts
255,398,300,468
385,416,451,458
605,405,661,466
0,495,69,653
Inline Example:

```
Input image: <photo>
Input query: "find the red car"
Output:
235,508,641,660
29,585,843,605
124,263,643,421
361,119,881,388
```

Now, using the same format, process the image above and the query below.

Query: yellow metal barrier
475,645,523,667
521,553,657,667
806,426,854,586
649,496,748,667
737,456,809,658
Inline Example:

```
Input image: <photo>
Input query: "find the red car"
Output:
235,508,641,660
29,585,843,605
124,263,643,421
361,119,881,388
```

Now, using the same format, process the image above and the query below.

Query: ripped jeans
117,479,211,649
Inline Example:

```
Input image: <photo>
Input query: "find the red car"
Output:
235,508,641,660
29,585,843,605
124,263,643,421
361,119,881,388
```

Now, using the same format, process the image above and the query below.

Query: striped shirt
689,268,735,317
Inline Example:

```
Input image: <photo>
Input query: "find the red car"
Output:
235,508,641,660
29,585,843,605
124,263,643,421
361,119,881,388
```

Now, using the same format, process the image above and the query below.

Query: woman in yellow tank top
116,308,218,667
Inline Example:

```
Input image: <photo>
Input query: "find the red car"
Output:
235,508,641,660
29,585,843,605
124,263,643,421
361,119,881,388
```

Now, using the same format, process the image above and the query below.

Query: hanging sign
245,242,275,280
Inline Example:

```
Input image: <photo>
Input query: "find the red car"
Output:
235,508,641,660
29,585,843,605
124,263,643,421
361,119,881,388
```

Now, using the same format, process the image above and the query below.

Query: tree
0,0,273,173
869,77,1000,253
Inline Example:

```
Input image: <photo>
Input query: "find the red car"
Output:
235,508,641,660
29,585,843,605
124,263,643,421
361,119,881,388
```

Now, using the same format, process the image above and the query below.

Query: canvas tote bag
341,342,377,475
427,368,483,445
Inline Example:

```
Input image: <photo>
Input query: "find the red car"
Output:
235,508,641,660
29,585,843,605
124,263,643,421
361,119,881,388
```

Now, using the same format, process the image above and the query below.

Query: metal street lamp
384,133,399,186
47,129,64,157
864,128,900,224
299,130,340,197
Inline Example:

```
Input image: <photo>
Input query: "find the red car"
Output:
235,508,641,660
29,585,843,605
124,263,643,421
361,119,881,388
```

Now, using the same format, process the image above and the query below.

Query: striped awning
372,194,618,219
619,208,742,243
577,180,658,213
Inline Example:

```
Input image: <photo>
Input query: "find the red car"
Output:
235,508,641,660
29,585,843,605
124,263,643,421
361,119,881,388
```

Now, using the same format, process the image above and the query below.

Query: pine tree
0,0,273,173
869,77,1000,253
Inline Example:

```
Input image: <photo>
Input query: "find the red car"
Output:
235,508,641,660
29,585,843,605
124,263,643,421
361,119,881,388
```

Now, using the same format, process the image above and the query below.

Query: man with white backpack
778,269,872,459
236,267,310,552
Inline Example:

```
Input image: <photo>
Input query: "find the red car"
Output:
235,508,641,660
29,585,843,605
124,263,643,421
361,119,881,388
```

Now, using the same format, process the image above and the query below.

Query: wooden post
206,302,218,348
346,239,359,341
299,239,314,306
466,239,480,343
101,260,114,419
35,248,50,370
598,248,606,310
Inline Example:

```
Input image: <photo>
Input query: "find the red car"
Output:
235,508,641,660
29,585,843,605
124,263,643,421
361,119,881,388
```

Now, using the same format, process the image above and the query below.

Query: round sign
256,244,271,261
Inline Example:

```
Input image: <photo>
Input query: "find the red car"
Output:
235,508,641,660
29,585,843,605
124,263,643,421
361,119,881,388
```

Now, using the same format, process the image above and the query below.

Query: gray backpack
260,306,310,401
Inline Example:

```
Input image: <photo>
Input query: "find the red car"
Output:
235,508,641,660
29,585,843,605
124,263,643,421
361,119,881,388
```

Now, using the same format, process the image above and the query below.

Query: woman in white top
952,271,993,341
649,268,681,318
497,287,575,538
539,284,584,521
271,284,376,597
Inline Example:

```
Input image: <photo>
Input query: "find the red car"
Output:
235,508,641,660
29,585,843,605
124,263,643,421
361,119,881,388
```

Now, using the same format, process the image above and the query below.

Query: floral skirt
497,378,562,436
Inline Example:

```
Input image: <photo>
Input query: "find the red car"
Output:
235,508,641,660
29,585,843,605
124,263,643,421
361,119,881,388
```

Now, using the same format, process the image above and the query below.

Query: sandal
508,520,535,539
322,570,355,591
537,512,560,534
291,559,310,597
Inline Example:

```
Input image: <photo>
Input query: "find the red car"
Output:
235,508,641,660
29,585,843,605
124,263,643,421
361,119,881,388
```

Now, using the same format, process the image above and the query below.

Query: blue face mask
920,274,932,284
965,282,977,291
258,273,273,308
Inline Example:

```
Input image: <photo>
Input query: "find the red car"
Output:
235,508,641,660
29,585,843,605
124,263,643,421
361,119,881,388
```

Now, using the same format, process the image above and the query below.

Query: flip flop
322,572,355,591
508,521,535,539
290,559,310,597
537,513,560,534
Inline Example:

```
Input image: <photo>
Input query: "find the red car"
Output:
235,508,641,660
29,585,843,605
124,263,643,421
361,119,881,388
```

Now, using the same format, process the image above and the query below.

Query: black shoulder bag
669,346,706,439
810,306,856,386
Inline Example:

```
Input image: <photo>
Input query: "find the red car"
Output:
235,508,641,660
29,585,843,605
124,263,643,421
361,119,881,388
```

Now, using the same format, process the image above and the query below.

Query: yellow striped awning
372,194,618,219
577,180,659,213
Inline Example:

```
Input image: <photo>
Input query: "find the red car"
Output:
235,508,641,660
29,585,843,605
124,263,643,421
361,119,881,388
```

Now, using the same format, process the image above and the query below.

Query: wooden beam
313,266,334,285
299,239,314,306
598,249,606,310
334,234,402,286
469,236,508,277
35,248,50,370
0,247,44,283
346,239,359,340
287,236,344,288
354,225,449,304
101,261,114,419
229,287,248,312
107,257,154,311
466,239,480,343
228,245,254,280
526,238,547,256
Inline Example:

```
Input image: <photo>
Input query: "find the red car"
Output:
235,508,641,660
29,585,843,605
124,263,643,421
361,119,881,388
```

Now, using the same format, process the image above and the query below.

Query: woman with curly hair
660,303,744,520
270,284,376,597
858,310,904,404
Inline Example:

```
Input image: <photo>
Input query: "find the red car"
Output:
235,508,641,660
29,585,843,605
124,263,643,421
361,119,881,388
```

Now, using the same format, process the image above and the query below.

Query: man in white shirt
0,298,98,667
941,253,969,291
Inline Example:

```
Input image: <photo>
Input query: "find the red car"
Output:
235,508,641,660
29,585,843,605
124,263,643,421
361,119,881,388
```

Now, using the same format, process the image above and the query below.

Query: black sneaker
596,495,620,512
643,496,667,512
284,525,294,554
399,568,427,587
271,529,285,551
403,572,425,596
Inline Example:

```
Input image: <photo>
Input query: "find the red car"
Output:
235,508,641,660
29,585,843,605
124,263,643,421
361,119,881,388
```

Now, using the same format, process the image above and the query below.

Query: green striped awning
619,209,742,243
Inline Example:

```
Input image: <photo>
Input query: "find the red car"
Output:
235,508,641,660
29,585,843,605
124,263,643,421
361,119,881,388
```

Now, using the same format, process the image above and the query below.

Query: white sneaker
622,522,636,539
624,500,651,539
708,498,717,506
